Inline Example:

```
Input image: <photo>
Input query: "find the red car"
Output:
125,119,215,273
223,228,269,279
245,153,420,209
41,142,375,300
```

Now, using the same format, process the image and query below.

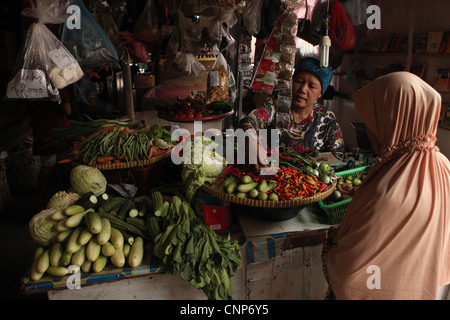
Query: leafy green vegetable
29,208,60,246
152,195,241,300
147,123,173,144
181,136,227,201
70,165,107,196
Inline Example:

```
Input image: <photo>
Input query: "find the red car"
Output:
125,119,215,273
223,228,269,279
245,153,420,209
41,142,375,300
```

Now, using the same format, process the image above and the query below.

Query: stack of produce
27,165,242,300
213,152,334,201
157,92,233,120
49,118,174,166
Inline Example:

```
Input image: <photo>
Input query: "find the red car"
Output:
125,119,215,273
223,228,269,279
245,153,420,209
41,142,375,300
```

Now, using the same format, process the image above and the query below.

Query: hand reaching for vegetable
244,134,269,174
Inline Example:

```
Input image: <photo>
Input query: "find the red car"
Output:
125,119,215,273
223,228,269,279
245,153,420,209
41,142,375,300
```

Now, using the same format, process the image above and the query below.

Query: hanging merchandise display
61,0,119,69
250,10,297,96
6,0,83,103
242,0,264,36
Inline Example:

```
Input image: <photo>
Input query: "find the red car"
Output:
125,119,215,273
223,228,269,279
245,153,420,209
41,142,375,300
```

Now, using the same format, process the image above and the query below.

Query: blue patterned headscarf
293,57,333,94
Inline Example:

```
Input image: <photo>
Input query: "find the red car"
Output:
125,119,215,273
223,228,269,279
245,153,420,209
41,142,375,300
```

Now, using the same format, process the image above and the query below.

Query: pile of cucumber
222,175,279,201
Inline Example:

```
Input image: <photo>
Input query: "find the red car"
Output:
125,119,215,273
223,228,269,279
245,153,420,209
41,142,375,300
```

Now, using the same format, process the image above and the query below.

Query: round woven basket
201,179,337,208
90,149,172,171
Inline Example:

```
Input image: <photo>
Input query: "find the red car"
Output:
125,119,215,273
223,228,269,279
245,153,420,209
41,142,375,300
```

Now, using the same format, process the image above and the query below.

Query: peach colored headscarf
325,72,450,300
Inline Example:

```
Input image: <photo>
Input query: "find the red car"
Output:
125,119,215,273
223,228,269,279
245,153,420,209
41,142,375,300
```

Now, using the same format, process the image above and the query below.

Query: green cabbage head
70,165,107,196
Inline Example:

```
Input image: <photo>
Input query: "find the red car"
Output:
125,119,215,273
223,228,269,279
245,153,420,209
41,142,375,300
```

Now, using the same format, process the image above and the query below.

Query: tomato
195,112,203,118
178,113,186,119
186,108,195,115
186,113,194,118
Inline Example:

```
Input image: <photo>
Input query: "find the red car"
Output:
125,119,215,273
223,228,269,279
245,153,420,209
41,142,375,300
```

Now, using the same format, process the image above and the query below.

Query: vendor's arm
324,111,345,159
239,95,276,131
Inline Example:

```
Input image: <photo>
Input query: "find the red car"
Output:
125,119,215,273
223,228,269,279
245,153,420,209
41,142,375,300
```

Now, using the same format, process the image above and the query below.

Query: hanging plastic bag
340,0,372,26
133,0,160,42
329,0,356,51
172,52,206,76
118,31,149,63
7,0,83,103
206,51,229,104
61,0,119,69
243,0,264,36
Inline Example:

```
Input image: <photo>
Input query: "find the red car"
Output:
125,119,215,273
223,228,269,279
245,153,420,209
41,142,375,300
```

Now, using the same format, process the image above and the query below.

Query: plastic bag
118,31,149,63
243,0,264,36
7,1,83,102
206,52,229,104
340,0,372,26
61,0,119,68
172,52,206,76
206,7,237,50
329,1,356,51
133,0,160,42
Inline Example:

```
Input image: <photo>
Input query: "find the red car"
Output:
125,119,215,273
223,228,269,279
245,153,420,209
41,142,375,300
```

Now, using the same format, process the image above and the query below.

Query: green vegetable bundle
152,195,241,300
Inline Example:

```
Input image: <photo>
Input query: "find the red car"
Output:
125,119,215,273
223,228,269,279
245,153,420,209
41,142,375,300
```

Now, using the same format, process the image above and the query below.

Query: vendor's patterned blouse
240,97,345,159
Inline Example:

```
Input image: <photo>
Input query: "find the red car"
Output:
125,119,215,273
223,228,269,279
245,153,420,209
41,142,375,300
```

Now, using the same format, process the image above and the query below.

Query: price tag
48,47,77,70
6,69,48,99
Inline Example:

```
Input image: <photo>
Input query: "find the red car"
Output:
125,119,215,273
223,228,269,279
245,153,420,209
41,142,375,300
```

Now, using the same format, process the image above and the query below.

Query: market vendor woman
240,57,345,160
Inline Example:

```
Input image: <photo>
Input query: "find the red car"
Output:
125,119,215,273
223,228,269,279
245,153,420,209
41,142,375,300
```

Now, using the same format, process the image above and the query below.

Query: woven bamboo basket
201,179,336,209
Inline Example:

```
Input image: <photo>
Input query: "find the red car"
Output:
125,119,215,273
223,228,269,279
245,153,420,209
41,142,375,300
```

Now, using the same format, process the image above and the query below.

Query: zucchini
249,189,259,198
146,216,162,240
36,249,50,274
99,197,127,214
226,181,237,194
258,192,268,200
71,245,86,266
128,208,139,218
117,198,134,220
81,260,91,273
97,193,110,206
268,192,279,201
223,175,237,188
51,210,66,221
128,236,144,267
46,266,68,277
56,229,72,243
86,238,101,262
264,181,278,192
33,247,45,260
77,227,93,246
65,208,93,228
92,255,108,273
123,244,131,258
96,218,112,245
50,242,64,267
241,175,253,184
64,204,86,216
257,180,267,192
65,227,82,254
110,245,125,268
59,251,73,266
97,212,150,240
134,195,151,217
101,241,116,257
151,191,164,216
126,217,147,233
55,219,71,232
109,227,124,248
75,192,98,209
237,182,258,193
85,211,103,234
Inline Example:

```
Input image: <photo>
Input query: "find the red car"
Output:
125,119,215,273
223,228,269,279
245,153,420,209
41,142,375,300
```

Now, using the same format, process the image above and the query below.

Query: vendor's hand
245,135,269,174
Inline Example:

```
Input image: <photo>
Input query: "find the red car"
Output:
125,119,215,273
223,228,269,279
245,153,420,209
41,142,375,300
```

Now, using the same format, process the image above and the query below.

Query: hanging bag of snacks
206,51,230,104
6,0,83,103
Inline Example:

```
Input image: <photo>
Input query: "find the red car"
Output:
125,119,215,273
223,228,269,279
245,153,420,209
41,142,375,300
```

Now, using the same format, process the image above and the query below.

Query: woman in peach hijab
324,71,450,299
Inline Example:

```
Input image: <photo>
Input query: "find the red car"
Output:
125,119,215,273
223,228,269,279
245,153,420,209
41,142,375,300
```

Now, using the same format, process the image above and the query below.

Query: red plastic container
194,190,231,231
